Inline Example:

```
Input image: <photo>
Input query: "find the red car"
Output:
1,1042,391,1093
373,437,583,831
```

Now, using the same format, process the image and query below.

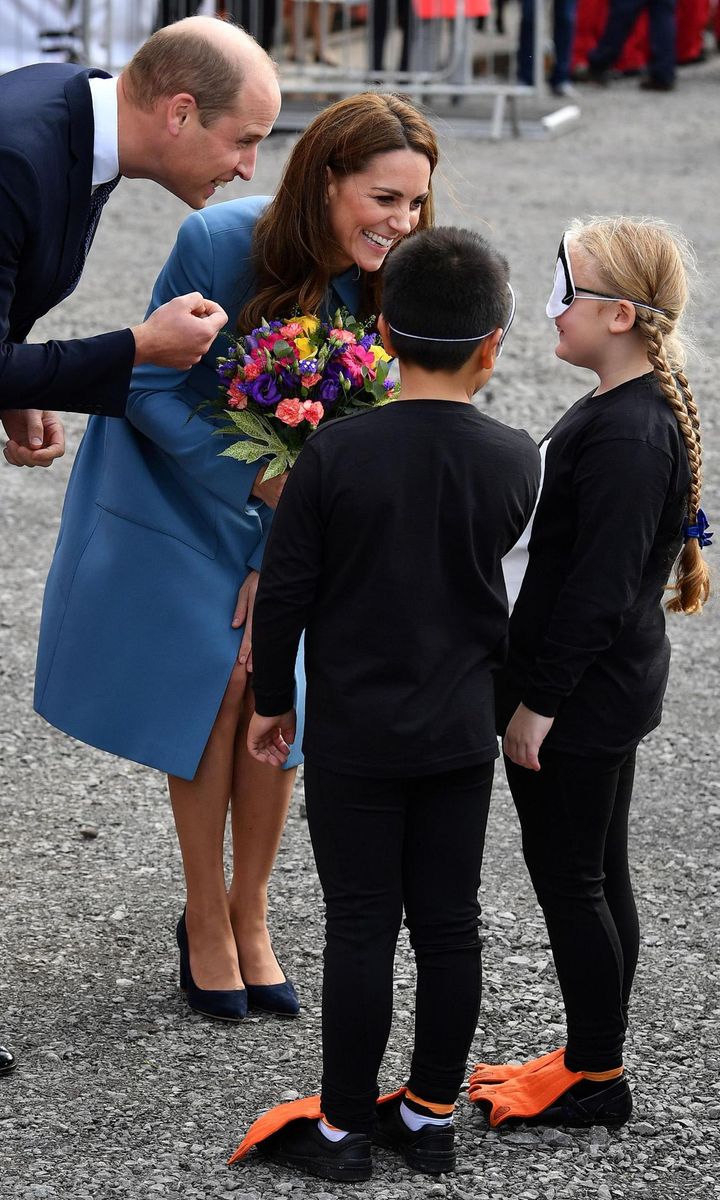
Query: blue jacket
34,196,361,780
0,63,134,415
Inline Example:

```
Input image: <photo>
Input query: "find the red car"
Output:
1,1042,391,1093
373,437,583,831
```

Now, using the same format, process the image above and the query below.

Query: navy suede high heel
246,974,301,1017
176,911,247,1022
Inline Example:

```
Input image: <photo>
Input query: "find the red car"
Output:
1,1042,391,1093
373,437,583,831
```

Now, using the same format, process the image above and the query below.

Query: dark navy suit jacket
0,63,134,415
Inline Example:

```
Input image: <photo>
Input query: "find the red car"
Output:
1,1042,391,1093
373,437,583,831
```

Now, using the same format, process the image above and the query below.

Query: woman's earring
352,264,361,281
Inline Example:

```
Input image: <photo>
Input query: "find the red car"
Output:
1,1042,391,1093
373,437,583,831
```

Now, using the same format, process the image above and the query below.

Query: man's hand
232,569,259,670
251,464,288,509
247,710,296,767
503,703,555,771
131,292,228,369
2,409,65,468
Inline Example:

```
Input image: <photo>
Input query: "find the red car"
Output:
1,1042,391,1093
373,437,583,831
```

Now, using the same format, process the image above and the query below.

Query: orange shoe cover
470,1057,583,1128
228,1088,407,1165
468,1047,565,1092
228,1095,322,1164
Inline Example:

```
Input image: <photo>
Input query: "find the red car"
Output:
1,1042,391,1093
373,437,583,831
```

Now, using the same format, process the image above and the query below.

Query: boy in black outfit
231,227,540,1182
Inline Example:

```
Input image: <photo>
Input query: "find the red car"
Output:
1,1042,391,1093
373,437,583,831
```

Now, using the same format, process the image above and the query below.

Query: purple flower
318,371,342,405
216,361,237,379
278,366,300,391
360,334,376,350
248,373,281,407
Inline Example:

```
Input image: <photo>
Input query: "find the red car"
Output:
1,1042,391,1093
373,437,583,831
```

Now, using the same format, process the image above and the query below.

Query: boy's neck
396,363,479,404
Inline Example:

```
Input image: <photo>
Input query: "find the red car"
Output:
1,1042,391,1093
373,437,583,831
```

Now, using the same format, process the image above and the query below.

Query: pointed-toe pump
176,911,247,1022
246,974,301,1017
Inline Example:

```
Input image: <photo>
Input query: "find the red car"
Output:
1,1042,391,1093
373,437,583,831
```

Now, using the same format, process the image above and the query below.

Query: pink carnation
330,329,357,346
301,372,322,388
302,400,324,426
279,322,305,339
275,398,325,427
241,360,262,382
227,378,248,410
275,398,306,427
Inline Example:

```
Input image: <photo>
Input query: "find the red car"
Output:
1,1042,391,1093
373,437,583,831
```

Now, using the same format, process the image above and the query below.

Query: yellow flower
294,337,316,360
370,344,391,366
297,316,321,335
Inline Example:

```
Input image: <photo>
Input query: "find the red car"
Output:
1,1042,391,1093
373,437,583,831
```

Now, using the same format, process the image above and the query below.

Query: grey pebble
633,1122,657,1137
540,1129,576,1148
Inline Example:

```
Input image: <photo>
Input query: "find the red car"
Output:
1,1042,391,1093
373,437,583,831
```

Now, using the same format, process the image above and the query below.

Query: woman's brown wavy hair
239,92,438,330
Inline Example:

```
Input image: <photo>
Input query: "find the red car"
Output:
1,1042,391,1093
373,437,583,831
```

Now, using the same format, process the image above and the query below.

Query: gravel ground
1,59,719,1200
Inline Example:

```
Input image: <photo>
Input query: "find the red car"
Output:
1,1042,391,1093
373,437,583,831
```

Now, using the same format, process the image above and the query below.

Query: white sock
399,1100,453,1131
317,1117,349,1142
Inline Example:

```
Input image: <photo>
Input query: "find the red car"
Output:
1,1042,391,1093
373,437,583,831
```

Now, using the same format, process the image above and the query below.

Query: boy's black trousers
303,759,494,1134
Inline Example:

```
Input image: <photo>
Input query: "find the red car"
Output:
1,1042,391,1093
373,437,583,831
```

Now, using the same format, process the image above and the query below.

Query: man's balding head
124,15,276,127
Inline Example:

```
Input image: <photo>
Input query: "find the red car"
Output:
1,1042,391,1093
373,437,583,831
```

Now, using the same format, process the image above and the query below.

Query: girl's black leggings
303,759,494,1134
504,747,640,1072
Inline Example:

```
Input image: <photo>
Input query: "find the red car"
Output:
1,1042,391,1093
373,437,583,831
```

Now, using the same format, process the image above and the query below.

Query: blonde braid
634,310,710,614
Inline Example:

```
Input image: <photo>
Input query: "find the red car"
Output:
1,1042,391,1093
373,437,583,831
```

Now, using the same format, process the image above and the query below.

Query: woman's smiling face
326,148,431,274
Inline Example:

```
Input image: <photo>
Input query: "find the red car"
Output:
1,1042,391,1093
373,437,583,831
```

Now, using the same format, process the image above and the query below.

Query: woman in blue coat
35,93,439,1022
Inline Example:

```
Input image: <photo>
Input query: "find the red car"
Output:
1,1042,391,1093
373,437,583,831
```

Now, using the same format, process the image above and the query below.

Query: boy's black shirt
252,399,540,777
496,372,692,757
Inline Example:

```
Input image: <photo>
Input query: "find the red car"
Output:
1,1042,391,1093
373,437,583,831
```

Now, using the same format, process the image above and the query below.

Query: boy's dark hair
381,227,511,371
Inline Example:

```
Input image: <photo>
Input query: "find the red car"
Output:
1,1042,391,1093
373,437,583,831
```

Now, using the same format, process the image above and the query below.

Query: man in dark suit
0,15,281,1074
0,14,281,467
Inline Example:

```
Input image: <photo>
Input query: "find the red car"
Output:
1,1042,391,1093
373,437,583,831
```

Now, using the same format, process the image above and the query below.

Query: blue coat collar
327,267,362,320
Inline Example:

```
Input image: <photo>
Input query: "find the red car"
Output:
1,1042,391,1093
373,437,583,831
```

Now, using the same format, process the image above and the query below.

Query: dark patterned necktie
59,174,121,302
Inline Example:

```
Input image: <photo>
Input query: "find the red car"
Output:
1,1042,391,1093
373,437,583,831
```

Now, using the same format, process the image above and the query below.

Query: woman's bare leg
168,663,248,991
228,687,296,985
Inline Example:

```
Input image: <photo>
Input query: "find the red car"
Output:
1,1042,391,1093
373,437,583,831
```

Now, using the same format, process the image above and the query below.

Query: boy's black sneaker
520,1075,632,1129
373,1095,456,1175
257,1117,372,1181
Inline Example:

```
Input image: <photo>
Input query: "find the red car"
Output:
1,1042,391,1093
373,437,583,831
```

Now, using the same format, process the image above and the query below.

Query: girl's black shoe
257,1118,372,1182
0,1044,16,1075
373,1094,456,1175
176,911,247,1022
518,1075,633,1129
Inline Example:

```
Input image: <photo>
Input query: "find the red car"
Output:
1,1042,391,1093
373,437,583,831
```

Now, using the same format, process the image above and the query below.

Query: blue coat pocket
95,418,218,558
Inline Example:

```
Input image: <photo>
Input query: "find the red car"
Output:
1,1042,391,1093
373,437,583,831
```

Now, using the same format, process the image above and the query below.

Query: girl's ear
609,300,637,334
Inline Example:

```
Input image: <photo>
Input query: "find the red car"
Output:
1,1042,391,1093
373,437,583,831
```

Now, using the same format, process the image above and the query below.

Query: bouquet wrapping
211,311,398,479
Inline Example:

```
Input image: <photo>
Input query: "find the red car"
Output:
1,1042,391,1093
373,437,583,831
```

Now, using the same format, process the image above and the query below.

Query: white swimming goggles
546,233,667,319
388,282,516,357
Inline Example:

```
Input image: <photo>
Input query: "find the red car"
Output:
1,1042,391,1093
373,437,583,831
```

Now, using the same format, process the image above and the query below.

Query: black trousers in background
505,747,640,1072
303,759,494,1134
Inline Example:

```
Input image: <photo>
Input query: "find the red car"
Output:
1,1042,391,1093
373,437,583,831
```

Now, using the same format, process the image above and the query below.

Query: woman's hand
251,464,289,510
232,570,259,669
247,710,296,767
503,704,555,771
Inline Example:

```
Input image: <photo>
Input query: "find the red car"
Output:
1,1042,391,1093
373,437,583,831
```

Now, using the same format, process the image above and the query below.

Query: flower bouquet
211,311,398,479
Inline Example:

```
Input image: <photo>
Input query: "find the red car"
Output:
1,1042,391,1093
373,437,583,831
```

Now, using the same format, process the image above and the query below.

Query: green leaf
272,340,293,359
222,409,275,441
260,453,291,480
219,441,270,464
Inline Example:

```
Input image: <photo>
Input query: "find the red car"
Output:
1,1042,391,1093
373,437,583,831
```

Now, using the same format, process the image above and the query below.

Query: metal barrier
0,1,571,140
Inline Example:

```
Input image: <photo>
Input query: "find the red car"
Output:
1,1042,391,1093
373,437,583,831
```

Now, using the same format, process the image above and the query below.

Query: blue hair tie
683,508,713,548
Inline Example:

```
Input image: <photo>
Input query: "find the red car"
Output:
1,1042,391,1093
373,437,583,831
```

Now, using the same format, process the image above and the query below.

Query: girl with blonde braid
470,216,712,1129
